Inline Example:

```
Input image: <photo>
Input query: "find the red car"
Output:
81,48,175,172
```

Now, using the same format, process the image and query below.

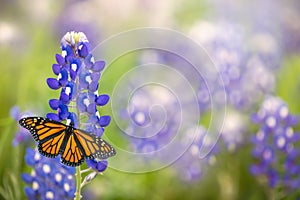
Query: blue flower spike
46,31,110,135
22,148,76,199
251,96,300,191
19,31,113,200
10,106,33,146
46,31,113,171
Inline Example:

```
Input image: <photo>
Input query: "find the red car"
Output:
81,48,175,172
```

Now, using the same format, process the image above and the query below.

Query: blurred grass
0,119,22,200
0,28,57,199
277,56,300,114
173,0,208,28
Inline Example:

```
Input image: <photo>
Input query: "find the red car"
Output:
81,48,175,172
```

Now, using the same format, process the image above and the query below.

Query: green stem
81,168,92,174
74,162,82,199
74,69,82,200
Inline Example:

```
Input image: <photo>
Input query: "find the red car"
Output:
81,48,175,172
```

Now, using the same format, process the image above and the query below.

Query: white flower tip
45,191,54,199
32,181,39,191
64,183,70,192
42,164,51,173
63,31,89,46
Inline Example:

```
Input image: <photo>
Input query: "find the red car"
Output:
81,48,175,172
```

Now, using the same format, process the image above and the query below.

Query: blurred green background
1,0,300,199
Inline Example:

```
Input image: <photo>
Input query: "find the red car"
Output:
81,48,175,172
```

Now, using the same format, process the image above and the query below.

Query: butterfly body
19,117,116,167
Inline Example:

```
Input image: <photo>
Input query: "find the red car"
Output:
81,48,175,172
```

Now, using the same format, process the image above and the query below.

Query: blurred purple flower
10,106,33,147
220,110,247,151
279,0,300,54
189,21,280,111
173,126,218,182
250,96,300,191
124,86,181,155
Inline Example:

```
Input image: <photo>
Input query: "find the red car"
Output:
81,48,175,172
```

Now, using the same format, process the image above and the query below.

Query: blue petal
88,91,96,102
77,92,88,112
58,69,68,86
63,45,74,62
78,43,89,57
68,112,78,128
49,99,61,110
70,69,77,80
70,58,82,72
96,94,110,106
63,182,76,198
88,81,98,92
24,186,36,198
21,173,34,184
60,83,75,103
85,124,94,133
38,162,54,178
92,61,105,72
91,72,100,82
88,115,98,124
267,169,278,188
94,127,104,137
84,54,94,69
99,116,111,127
60,92,70,104
66,82,77,100
52,64,60,75
55,54,65,65
58,105,69,120
47,78,60,90
78,72,89,90
62,165,76,174
87,103,96,114
46,113,60,121
86,159,108,172
25,148,36,166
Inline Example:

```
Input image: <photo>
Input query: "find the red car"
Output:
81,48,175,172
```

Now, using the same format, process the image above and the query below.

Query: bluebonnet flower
124,86,181,156
86,159,108,172
10,106,33,146
250,96,300,192
188,21,281,151
189,21,280,111
46,31,111,169
279,0,300,54
211,0,299,56
22,148,76,200
113,61,204,174
173,126,218,182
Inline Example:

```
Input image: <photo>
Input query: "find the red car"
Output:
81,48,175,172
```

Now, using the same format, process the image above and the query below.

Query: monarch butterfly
19,117,116,167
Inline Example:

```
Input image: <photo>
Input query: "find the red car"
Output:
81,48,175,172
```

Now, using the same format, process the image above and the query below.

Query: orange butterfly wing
19,117,116,167
59,129,116,166
60,134,85,166
74,129,116,160
19,117,66,158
